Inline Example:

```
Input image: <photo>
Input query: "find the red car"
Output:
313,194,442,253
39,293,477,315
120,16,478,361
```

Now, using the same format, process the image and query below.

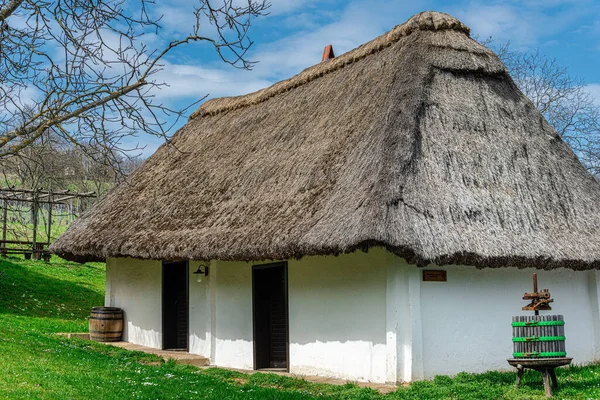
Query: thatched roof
51,11,600,270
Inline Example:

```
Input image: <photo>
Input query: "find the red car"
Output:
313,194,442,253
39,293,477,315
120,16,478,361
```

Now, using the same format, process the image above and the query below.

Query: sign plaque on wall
423,270,447,282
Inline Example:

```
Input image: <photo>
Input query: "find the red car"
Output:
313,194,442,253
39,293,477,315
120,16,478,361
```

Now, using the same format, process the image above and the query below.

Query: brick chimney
321,44,335,61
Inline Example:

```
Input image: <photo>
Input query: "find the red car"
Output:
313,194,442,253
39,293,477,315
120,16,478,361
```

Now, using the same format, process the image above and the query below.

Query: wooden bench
0,240,51,261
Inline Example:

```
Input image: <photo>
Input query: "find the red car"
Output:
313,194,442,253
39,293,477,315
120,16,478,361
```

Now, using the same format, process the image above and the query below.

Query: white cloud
586,84,600,106
127,0,426,157
455,1,600,48
155,4,198,34
152,61,273,102
0,84,42,117
149,0,314,37
146,0,425,106
267,0,321,16
457,5,530,43
247,0,425,80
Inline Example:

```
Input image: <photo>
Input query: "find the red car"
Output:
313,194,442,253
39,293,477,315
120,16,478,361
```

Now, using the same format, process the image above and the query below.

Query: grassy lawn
1,256,599,399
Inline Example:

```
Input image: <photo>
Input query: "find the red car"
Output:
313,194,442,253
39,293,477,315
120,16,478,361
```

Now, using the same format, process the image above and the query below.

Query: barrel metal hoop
513,351,567,358
512,336,566,342
511,321,565,327
91,307,122,312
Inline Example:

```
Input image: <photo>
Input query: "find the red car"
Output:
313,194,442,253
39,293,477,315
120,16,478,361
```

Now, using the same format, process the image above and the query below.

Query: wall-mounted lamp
193,264,209,282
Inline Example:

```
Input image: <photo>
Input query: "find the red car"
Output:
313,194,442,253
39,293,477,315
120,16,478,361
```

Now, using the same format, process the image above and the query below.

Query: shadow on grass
551,362,600,395
492,363,600,393
0,257,104,320
392,364,600,400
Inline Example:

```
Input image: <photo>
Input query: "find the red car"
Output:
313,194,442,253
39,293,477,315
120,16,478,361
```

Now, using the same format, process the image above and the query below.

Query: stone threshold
56,333,209,367
103,341,210,367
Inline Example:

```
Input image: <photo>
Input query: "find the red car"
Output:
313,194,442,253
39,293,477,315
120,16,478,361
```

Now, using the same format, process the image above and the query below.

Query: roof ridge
189,11,470,120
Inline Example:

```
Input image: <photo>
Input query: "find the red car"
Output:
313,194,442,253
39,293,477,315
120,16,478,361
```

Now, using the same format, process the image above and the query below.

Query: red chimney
321,44,335,61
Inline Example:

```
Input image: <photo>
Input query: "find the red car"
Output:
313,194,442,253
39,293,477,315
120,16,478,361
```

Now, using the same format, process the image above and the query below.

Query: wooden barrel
512,315,566,358
89,307,123,342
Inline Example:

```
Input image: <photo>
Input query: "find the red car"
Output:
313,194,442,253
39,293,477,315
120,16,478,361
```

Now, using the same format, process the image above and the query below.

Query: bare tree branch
0,0,270,170
488,40,600,177
0,0,25,21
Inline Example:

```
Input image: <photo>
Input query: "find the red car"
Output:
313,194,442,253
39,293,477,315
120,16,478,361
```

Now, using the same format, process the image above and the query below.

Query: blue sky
137,0,600,155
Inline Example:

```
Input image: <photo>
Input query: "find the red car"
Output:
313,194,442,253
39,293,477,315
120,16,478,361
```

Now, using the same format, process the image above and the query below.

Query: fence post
31,191,39,260
47,203,52,246
1,196,7,257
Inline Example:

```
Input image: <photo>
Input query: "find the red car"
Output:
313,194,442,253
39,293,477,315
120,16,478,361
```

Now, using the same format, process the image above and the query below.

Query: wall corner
207,260,218,364
385,260,400,383
408,265,424,381
104,258,115,307
386,257,424,383
590,270,600,359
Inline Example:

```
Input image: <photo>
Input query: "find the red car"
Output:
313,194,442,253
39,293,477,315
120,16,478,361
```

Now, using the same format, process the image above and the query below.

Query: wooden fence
0,188,96,260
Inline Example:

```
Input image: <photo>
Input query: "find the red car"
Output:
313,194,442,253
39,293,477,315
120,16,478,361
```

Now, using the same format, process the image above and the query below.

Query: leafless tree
0,133,146,199
4,131,69,189
491,41,600,175
0,0,269,166
70,144,136,197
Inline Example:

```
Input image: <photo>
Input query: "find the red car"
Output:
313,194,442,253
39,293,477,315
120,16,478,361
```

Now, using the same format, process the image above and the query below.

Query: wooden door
253,262,289,370
162,261,189,350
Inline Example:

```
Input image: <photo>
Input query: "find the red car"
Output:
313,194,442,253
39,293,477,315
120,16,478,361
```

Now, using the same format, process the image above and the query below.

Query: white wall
591,271,600,358
105,257,162,348
106,258,222,356
419,264,600,379
210,259,255,369
188,261,210,357
188,250,390,381
107,253,600,384
386,258,424,382
288,249,388,382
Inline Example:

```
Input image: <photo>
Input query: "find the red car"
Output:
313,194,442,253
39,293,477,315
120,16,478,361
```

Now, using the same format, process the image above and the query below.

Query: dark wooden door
162,261,189,350
253,263,289,370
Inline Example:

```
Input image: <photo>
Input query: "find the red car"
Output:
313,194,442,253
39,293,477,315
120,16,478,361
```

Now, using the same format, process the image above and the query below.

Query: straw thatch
51,11,600,270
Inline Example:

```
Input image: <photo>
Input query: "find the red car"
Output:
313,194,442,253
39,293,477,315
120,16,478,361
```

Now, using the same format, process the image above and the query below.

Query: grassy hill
0,256,599,399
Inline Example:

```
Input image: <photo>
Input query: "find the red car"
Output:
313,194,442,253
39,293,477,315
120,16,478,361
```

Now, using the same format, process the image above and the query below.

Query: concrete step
56,334,210,367
56,334,397,393
104,341,210,367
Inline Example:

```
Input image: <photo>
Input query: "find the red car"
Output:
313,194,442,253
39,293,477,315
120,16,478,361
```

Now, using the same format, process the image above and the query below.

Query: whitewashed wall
195,250,390,380
287,249,389,382
419,264,600,379
188,260,211,357
107,253,600,384
105,258,162,348
208,259,255,369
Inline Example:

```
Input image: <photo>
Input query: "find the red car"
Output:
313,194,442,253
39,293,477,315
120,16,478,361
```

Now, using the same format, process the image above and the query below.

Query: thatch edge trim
55,241,600,271
189,11,470,119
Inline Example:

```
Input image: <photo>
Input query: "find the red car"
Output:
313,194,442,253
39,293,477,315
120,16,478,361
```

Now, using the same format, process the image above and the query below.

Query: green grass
1,256,600,399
